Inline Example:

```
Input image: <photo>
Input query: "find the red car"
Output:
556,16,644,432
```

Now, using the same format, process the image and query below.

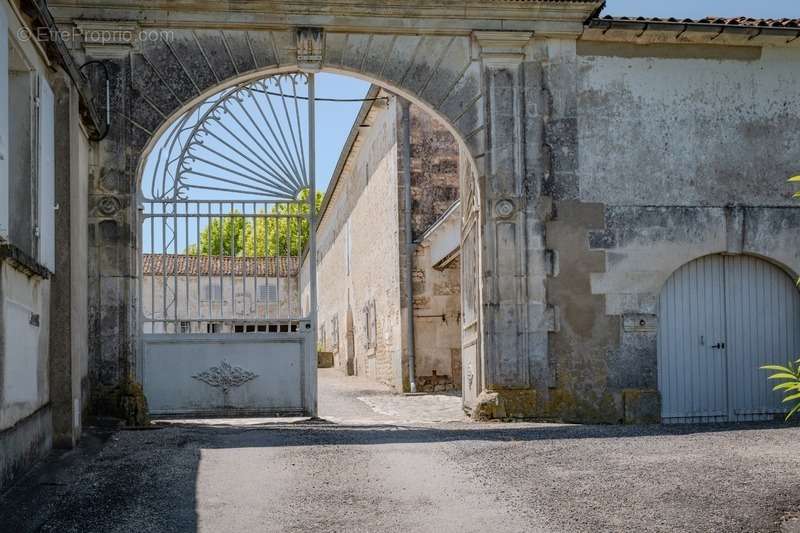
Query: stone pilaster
49,75,84,447
80,30,142,420
471,31,542,418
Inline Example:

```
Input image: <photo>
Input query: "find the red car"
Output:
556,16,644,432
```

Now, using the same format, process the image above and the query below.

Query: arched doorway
658,254,800,423
137,67,483,417
68,19,540,421
139,72,319,416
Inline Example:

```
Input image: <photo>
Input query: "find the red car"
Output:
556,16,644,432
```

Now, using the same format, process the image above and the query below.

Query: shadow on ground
151,418,799,446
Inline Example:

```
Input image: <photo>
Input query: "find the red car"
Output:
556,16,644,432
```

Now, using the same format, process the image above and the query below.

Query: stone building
305,87,463,392
141,254,299,334
0,0,800,436
1,0,102,491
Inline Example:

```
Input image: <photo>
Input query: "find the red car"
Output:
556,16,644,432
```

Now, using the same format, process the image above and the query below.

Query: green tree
186,211,250,256
245,189,324,257
186,190,324,257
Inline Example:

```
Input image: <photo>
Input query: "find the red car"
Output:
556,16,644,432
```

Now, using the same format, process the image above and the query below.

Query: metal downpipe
400,98,417,393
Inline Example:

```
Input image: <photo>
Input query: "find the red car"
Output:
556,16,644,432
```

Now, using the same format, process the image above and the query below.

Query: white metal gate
658,254,800,423
139,72,318,417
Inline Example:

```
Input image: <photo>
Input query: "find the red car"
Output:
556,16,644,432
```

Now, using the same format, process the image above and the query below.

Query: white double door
658,254,800,423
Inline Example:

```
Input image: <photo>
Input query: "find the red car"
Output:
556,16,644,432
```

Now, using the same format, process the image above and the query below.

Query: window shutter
0,8,9,240
38,76,55,271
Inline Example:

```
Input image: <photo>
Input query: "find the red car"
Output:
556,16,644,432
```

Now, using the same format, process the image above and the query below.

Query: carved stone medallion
495,199,515,218
98,196,122,216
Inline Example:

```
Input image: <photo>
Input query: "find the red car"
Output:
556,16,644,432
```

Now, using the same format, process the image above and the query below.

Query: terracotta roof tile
142,254,299,277
597,15,800,29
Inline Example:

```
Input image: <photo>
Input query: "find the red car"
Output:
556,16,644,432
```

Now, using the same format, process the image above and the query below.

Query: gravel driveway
1,421,798,533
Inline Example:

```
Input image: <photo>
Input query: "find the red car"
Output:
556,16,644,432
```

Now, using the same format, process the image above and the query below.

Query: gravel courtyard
1,371,798,532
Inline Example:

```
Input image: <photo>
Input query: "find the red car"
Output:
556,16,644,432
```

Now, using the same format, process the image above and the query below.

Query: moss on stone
112,380,150,426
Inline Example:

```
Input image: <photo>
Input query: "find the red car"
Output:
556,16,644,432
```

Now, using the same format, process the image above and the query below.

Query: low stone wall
416,371,459,393
0,404,52,492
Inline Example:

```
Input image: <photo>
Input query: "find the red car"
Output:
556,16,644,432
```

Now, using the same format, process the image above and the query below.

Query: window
3,37,54,270
206,322,221,334
330,314,339,352
362,299,377,351
319,323,326,350
179,321,191,334
257,283,278,303
203,283,223,302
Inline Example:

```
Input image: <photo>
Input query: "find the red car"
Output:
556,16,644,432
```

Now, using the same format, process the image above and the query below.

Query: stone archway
47,1,600,418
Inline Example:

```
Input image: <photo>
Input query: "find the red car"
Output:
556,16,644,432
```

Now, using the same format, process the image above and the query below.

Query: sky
312,74,370,192
603,0,800,19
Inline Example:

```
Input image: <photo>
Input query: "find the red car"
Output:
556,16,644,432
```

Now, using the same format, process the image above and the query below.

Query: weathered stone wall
408,106,460,240
535,39,800,423
49,77,92,449
315,95,462,391
315,95,403,387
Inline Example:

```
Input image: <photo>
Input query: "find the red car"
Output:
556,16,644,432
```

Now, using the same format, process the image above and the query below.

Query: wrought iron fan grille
141,72,317,335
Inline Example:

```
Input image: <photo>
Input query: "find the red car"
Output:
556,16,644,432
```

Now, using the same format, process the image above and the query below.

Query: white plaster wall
1,265,50,430
1,7,58,433
577,43,800,311
577,45,800,207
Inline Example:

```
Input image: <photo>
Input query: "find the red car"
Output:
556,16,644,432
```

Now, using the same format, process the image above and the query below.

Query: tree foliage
791,175,800,198
761,360,800,421
186,189,324,257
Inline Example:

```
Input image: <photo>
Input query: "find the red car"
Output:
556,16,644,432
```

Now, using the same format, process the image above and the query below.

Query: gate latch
711,342,726,350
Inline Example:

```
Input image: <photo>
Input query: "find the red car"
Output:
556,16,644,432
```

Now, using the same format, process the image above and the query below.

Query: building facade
2,0,796,431
306,88,462,392
142,254,300,334
1,0,102,491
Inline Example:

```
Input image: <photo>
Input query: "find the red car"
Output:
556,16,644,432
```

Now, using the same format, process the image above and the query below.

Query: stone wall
408,106,460,240
411,248,461,392
315,95,403,387
314,94,462,391
535,39,800,423
49,77,92,449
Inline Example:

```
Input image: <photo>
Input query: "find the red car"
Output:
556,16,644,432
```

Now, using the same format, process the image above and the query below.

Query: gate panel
658,255,728,423
143,331,311,416
725,255,800,421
